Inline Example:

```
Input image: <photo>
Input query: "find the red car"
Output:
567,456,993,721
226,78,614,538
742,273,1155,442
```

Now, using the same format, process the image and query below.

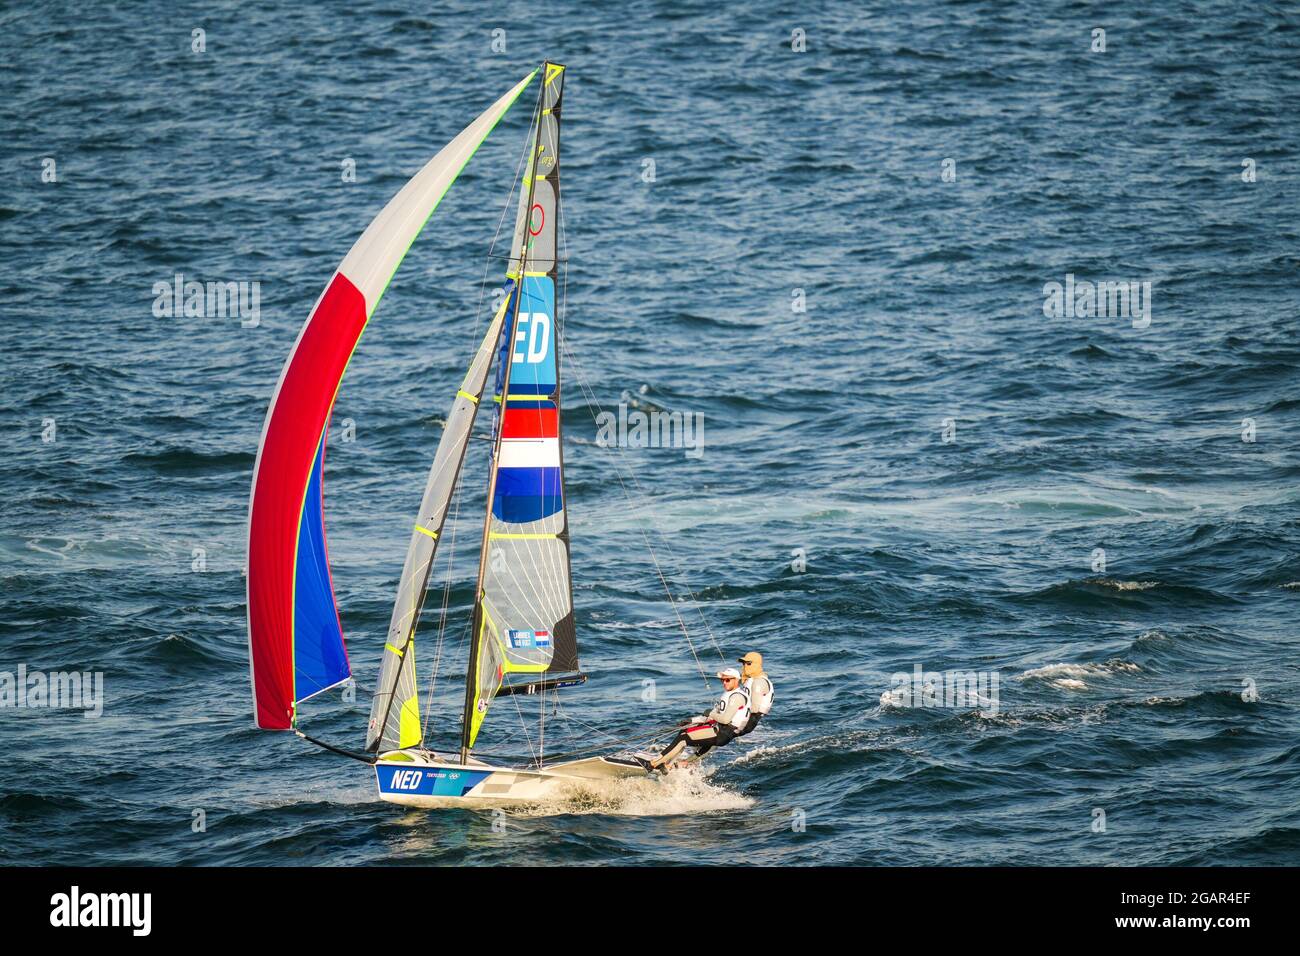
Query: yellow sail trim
466,605,496,747
456,389,479,404
398,695,421,748
414,524,438,539
545,63,565,85
385,642,405,657
396,640,420,748
493,392,554,404
501,654,548,675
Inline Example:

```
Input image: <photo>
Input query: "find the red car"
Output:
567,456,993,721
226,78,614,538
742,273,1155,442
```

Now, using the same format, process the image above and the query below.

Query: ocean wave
121,446,254,476
1086,578,1159,591
1017,660,1140,690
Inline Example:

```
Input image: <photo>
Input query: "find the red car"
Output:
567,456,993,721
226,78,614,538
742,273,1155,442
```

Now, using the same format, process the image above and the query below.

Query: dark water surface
2,1,1299,865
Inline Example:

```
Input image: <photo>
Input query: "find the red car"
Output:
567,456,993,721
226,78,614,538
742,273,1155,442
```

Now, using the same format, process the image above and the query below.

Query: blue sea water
2,0,1299,865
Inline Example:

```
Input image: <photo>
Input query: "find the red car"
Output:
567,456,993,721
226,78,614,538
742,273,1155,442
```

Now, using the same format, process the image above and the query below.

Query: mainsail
462,63,574,754
247,70,538,731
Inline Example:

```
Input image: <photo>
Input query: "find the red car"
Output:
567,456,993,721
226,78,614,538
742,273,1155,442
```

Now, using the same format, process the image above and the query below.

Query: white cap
717,667,741,680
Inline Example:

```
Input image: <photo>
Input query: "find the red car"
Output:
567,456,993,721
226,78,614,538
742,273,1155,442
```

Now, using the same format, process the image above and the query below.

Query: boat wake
510,763,753,817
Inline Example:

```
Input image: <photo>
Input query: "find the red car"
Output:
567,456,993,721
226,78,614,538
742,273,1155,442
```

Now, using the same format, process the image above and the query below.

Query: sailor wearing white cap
642,666,751,772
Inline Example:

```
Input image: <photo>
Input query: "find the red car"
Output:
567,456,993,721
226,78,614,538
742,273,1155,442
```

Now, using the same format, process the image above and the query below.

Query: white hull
374,751,648,808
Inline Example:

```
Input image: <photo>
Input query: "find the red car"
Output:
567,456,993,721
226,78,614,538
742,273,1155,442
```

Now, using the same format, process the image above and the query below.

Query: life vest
744,674,774,716
711,687,751,732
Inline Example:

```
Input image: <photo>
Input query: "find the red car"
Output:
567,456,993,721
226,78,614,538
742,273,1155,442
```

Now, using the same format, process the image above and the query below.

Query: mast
461,63,550,763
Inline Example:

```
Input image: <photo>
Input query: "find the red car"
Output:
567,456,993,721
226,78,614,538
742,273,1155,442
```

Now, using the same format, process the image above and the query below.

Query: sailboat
246,63,656,807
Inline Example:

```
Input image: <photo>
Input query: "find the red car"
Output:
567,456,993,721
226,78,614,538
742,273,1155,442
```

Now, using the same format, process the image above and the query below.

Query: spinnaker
247,71,537,731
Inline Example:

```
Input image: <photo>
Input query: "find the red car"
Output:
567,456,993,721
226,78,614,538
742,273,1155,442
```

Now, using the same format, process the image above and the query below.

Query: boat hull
374,754,647,808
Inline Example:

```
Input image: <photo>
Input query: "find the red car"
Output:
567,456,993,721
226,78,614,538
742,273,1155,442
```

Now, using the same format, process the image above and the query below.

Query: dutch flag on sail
507,629,551,649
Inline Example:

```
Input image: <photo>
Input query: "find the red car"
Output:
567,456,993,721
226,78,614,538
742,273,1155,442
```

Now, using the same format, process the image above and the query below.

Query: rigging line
469,714,687,766
522,724,685,767
553,204,725,671
555,316,712,691
597,412,723,664
482,251,571,263
507,674,540,765
482,721,533,751
538,680,546,768
548,708,627,745
469,78,543,352
551,690,685,747
377,476,452,747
